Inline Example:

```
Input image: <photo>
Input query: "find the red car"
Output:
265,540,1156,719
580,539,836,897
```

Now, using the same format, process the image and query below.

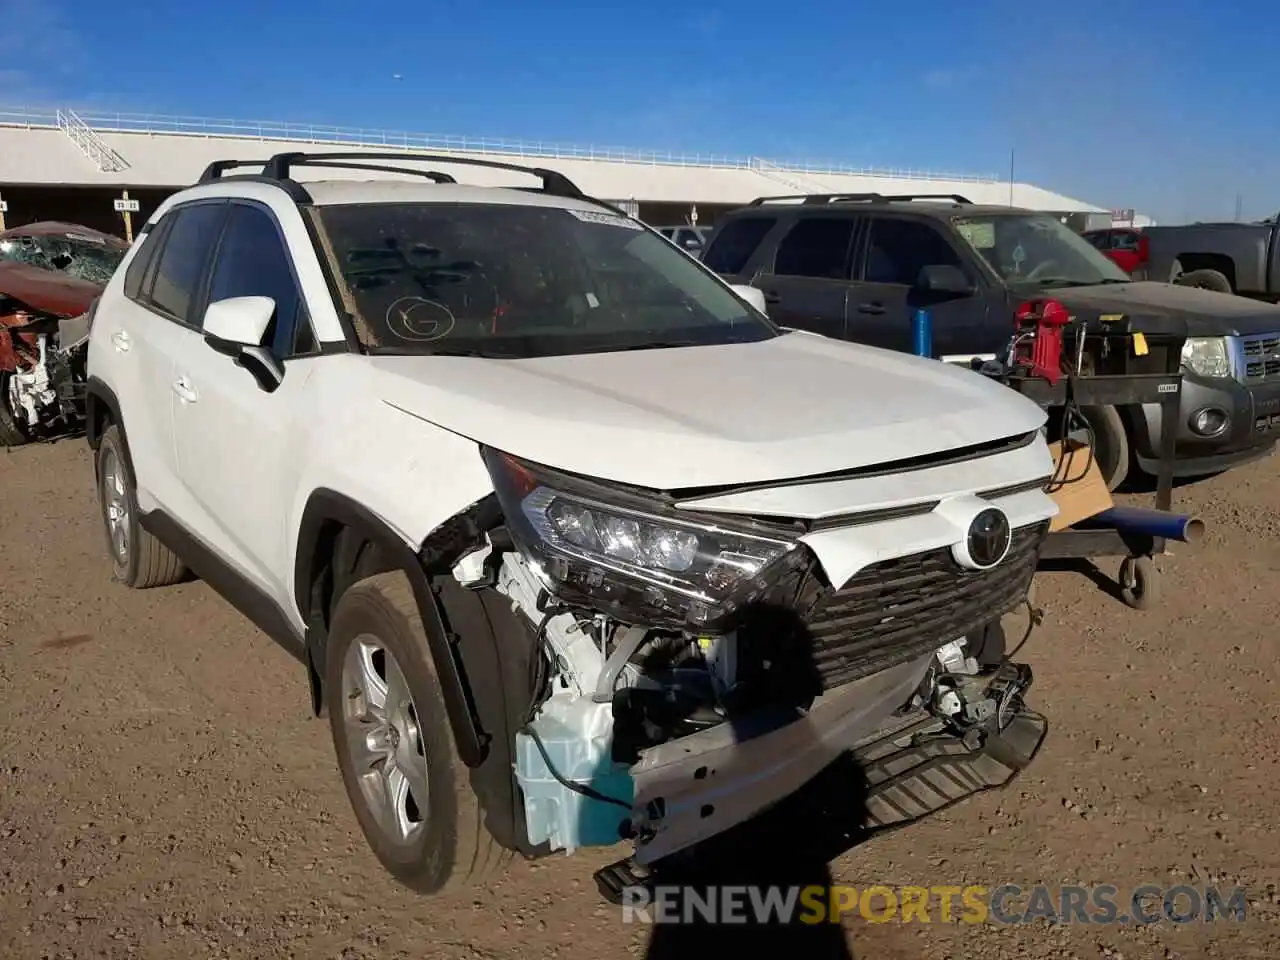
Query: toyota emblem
965,507,1012,569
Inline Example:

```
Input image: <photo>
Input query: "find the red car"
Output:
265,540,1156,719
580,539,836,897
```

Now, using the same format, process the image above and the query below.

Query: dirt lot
2,439,1279,960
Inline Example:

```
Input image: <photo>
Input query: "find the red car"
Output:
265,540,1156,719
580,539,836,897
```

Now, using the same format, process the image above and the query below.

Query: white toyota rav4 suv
84,151,1059,898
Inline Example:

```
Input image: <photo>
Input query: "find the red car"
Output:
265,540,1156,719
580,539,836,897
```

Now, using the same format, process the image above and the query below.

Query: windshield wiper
605,340,703,352
1024,277,1129,288
601,334,775,353
375,346,520,359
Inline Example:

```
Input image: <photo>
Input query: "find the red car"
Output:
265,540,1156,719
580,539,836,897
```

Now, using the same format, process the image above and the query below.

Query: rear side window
863,218,965,286
773,217,856,279
702,216,776,275
122,224,165,301
146,203,227,323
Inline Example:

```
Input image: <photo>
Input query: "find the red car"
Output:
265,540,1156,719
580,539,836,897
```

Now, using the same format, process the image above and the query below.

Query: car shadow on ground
641,751,872,959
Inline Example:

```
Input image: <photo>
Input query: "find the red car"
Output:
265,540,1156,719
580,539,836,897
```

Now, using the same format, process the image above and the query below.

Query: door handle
172,377,199,404
110,331,131,352
856,302,887,315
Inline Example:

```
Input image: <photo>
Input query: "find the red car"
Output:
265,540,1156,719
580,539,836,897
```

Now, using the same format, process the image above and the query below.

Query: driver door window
206,204,316,356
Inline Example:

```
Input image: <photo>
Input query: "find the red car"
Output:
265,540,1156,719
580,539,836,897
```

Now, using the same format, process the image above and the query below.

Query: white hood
368,330,1046,491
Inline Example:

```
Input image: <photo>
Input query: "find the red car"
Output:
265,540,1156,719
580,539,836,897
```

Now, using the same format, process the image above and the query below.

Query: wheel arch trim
85,376,129,461
294,487,488,767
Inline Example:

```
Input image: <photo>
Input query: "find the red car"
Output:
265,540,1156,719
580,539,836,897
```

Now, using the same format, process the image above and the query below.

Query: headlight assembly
482,448,801,628
1181,337,1231,379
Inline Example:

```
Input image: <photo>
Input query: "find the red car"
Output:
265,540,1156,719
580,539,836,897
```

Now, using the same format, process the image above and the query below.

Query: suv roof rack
747,192,973,206
196,151,587,200
198,157,460,186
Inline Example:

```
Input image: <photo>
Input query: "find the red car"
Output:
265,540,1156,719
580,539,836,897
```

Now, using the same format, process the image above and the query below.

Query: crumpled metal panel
0,262,99,318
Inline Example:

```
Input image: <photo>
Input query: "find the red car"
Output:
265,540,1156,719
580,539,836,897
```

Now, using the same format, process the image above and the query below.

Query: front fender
284,369,497,620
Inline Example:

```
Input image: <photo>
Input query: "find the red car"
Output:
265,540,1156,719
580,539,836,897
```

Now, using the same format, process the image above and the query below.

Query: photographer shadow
634,602,901,960
643,750,874,959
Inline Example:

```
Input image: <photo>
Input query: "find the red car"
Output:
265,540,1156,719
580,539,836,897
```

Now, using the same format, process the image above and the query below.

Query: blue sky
2,0,1276,224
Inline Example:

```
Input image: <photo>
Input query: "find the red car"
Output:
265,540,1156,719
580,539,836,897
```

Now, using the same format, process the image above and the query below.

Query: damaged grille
802,522,1047,691
1241,334,1280,383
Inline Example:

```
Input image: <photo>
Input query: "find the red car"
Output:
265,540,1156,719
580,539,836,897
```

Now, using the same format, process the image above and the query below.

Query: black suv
703,193,1280,489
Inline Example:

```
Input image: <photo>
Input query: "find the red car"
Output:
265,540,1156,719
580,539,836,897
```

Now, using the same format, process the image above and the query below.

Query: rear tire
326,571,510,896
95,424,187,588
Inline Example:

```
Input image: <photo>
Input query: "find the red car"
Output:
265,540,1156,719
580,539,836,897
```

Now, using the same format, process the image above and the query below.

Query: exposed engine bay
450,479,1048,867
0,299,91,443
0,222,122,444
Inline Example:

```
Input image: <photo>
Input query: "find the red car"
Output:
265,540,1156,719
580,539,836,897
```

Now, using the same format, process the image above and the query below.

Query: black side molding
138,510,306,663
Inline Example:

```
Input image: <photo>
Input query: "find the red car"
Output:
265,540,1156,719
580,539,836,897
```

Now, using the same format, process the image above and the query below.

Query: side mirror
916,264,975,295
202,296,285,393
731,284,769,315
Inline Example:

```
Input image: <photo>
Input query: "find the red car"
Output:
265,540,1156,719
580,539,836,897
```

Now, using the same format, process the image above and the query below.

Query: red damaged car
0,222,127,445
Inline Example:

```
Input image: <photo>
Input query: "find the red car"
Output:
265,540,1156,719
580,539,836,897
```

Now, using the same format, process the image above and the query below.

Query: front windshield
953,213,1131,287
313,202,776,358
0,233,126,285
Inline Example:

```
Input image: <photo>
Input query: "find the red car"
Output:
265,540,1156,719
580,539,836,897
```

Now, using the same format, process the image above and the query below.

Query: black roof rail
198,159,272,182
287,160,458,184
746,191,973,207
805,193,882,205
746,193,857,206
258,151,586,199
879,193,973,204
200,157,460,186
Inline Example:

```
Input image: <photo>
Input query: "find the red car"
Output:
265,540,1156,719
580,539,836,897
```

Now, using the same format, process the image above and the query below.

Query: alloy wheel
340,635,430,847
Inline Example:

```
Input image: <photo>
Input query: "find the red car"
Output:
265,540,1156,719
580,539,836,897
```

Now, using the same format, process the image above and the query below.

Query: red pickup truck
1082,227,1149,276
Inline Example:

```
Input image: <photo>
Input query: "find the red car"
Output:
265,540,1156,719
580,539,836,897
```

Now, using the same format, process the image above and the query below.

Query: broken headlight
483,448,800,628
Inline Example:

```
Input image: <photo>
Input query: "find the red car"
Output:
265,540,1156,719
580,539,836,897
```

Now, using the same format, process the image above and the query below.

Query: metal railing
55,108,131,173
749,157,836,193
0,105,1001,183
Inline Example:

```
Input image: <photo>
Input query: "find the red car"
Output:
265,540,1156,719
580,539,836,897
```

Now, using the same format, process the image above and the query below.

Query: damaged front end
0,264,97,444
452,447,1051,879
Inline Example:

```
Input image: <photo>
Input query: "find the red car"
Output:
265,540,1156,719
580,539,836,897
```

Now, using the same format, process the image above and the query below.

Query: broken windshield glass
0,233,126,286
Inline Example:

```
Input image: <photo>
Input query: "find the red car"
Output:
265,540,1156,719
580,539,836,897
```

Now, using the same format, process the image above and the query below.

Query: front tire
1079,404,1130,492
1173,267,1233,294
95,424,187,588
325,571,510,895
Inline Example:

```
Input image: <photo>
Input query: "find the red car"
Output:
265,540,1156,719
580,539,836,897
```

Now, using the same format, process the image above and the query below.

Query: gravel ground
2,439,1278,960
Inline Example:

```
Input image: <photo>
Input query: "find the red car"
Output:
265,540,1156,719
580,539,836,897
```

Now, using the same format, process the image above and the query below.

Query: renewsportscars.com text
619,883,1248,926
